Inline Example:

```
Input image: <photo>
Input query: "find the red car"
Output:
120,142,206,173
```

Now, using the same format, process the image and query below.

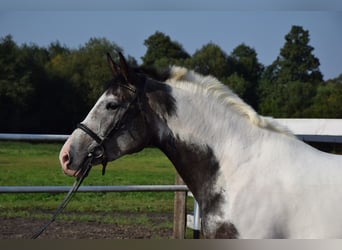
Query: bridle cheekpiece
76,83,140,176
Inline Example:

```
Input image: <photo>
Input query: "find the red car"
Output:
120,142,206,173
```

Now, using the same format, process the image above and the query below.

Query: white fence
1,119,342,238
277,119,342,143
0,133,68,142
0,185,189,193
1,119,342,143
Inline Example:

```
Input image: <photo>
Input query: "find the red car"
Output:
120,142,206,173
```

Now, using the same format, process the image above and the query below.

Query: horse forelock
166,66,294,138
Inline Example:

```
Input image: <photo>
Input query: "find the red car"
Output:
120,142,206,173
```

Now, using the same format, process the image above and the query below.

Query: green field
0,141,191,224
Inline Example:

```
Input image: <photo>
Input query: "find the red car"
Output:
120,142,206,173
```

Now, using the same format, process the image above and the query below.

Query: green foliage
224,73,248,98
1,25,342,135
258,79,316,118
0,36,130,133
227,44,263,109
189,43,229,80
0,35,46,132
229,44,264,83
270,25,323,84
258,25,328,118
142,31,190,68
308,75,342,117
47,37,124,104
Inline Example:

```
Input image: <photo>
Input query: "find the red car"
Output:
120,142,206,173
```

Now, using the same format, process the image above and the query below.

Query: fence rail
277,119,342,143
0,133,68,142
1,119,342,238
0,185,189,193
1,119,342,143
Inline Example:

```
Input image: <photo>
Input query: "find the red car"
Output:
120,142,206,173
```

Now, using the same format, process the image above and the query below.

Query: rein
31,157,93,239
31,84,140,239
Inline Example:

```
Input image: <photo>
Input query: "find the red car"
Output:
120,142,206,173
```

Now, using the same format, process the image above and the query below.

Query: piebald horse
60,53,342,238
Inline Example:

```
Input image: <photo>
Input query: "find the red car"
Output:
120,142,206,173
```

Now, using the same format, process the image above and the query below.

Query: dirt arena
0,212,174,239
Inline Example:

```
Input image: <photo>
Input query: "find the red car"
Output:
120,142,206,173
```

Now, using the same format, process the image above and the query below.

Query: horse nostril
62,153,68,164
62,152,72,166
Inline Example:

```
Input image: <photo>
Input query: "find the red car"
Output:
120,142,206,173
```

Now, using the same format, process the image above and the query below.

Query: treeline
0,36,136,133
1,25,342,134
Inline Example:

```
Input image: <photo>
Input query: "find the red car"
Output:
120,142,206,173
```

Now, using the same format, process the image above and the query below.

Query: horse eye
106,102,120,110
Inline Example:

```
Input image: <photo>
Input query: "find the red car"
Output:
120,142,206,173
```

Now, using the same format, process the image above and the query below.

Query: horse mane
135,66,171,82
166,66,295,138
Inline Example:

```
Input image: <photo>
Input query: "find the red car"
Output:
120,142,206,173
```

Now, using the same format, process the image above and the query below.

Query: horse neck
147,82,263,210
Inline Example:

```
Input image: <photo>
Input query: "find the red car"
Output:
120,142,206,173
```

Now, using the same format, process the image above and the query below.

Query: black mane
134,65,171,82
105,65,171,92
136,66,177,118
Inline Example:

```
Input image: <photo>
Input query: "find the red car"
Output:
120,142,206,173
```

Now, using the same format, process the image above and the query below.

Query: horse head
59,52,150,177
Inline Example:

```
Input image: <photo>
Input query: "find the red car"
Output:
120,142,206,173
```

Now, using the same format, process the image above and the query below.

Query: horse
59,52,342,239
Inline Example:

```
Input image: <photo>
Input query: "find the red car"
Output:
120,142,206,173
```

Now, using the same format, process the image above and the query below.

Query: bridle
76,83,140,176
31,83,142,239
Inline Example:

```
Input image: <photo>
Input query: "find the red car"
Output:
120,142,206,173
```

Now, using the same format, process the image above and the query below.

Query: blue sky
0,9,341,80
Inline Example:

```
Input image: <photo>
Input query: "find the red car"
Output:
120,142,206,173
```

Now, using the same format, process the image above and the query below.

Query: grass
0,141,193,220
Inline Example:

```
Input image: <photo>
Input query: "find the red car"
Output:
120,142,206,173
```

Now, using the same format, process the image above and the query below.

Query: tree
274,25,323,84
258,26,323,117
0,35,140,133
48,41,70,58
224,73,249,99
43,38,129,133
229,44,264,83
47,37,126,105
227,44,264,109
190,43,229,80
142,31,190,68
1,29,342,133
0,36,35,132
308,74,342,118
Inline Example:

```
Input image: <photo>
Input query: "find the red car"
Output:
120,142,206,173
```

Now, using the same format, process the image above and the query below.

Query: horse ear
118,52,131,83
118,52,142,90
107,52,119,77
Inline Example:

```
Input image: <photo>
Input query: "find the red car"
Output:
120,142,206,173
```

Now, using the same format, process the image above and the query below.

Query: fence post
173,173,186,239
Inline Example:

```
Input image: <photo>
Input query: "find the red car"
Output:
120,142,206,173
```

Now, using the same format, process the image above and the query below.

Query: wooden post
173,173,186,239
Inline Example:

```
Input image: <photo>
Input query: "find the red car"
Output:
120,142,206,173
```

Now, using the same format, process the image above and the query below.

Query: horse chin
61,157,86,177
62,166,78,177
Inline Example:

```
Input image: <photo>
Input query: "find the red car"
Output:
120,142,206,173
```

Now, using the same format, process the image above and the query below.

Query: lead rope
31,85,141,238
30,157,93,239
